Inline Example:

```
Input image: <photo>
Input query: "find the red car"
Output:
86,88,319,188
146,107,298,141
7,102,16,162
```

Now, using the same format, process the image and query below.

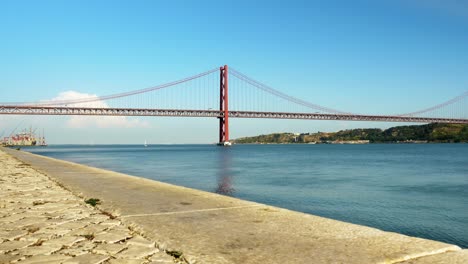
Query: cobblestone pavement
0,151,180,264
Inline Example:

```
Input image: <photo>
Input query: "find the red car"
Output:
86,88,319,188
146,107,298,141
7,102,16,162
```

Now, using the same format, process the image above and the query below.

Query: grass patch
32,239,44,246
81,234,95,240
85,198,101,207
102,211,116,219
27,226,40,234
166,250,183,259
33,200,50,206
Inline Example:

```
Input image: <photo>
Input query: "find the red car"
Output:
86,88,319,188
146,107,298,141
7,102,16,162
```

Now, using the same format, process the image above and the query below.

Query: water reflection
215,148,235,195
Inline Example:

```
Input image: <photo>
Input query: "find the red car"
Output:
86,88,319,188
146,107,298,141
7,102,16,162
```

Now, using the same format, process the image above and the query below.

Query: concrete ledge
2,147,466,264
400,250,468,264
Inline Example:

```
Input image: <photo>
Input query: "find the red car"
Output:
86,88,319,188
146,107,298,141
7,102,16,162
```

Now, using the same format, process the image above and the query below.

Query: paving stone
116,245,159,259
62,253,110,264
23,231,56,242
108,258,146,264
148,252,176,263
148,260,175,264
61,213,91,222
1,222,24,231
35,226,72,237
126,235,155,248
58,247,92,257
0,229,28,241
107,225,131,233
42,235,85,248
16,210,46,218
0,239,35,253
93,231,132,243
0,252,25,263
16,243,64,256
99,219,121,227
14,216,49,228
87,214,112,224
69,225,108,237
56,220,89,231
43,217,74,225
92,243,127,255
68,239,97,252
19,254,72,264
0,213,25,223
31,204,72,214
22,222,49,233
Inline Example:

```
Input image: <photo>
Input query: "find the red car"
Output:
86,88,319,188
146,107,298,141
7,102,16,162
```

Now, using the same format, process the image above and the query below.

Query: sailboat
144,140,148,147
39,128,48,147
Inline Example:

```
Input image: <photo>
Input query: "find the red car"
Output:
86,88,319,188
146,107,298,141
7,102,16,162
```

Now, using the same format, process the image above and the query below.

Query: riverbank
1,147,467,263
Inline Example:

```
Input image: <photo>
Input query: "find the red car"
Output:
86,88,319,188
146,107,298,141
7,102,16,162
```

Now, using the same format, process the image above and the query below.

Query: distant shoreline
233,141,467,145
232,123,468,144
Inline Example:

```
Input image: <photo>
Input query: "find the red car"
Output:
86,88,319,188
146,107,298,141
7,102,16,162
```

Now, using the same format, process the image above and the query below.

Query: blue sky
1,0,467,143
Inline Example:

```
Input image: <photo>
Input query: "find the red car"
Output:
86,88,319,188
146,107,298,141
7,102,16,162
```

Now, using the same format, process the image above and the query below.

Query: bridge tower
218,65,230,146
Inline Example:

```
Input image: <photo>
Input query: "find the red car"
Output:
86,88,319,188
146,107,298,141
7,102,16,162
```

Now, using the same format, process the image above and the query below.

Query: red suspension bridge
1,65,467,145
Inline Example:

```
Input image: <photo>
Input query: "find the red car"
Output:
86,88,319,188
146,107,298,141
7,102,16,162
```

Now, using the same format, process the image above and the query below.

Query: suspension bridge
0,65,467,145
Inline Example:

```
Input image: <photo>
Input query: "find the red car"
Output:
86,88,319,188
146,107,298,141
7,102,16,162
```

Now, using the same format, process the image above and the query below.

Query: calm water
23,144,468,248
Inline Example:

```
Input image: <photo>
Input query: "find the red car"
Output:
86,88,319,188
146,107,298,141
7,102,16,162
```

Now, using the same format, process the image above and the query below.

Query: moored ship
1,128,47,147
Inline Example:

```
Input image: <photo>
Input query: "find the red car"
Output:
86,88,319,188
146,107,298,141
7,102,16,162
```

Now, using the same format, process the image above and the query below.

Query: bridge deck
2,147,467,264
1,105,467,123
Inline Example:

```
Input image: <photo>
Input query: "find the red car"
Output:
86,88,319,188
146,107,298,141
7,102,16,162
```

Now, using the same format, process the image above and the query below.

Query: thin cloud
50,91,150,129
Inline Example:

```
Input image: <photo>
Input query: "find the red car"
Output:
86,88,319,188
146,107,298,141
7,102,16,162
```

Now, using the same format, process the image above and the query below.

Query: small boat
144,140,148,147
217,141,232,147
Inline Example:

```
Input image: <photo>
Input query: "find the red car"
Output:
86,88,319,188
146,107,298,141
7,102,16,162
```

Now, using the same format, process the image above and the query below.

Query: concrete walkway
0,150,178,264
2,147,467,264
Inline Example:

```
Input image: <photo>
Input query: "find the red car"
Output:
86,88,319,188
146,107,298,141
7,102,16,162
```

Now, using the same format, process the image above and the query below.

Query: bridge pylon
218,65,231,146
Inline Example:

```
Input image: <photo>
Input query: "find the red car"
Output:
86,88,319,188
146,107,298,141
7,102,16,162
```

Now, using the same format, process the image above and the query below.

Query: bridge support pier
218,65,231,146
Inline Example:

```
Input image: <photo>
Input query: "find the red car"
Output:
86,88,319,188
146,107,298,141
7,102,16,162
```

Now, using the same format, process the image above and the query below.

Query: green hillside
233,123,468,144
